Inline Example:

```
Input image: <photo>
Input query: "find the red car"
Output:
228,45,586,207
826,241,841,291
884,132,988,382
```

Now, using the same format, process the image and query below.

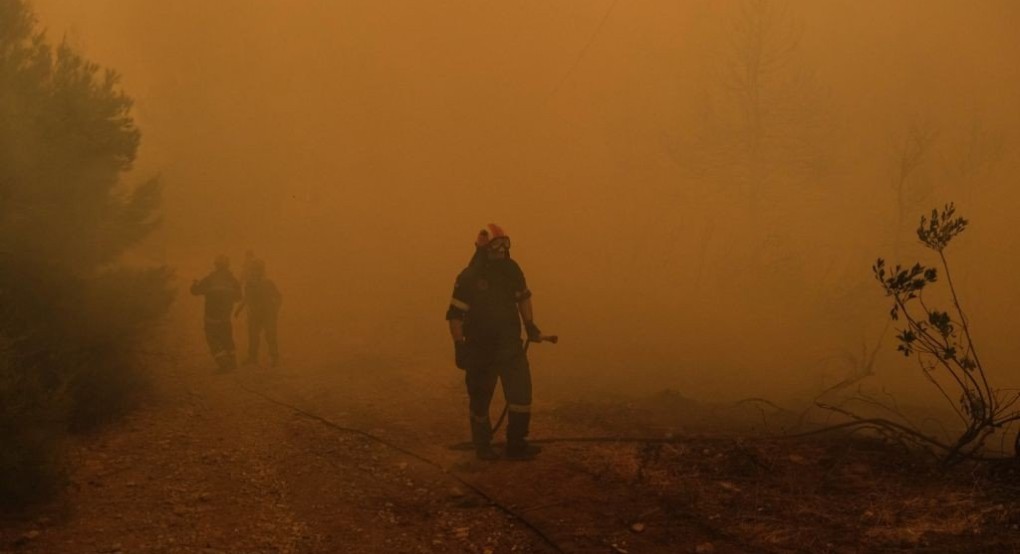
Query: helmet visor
488,236,511,252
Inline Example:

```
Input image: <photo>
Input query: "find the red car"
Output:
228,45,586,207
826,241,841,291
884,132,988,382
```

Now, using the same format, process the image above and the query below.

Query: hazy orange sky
30,0,1020,400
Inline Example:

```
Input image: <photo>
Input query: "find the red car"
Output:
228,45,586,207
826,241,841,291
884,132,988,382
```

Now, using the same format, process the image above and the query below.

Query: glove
454,339,471,370
524,320,542,343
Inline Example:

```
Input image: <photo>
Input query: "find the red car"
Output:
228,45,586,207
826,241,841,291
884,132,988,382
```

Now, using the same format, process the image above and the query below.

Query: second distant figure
191,255,242,372
236,259,282,366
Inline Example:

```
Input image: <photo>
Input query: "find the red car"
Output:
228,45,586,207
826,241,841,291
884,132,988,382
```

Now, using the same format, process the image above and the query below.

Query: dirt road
0,352,724,553
3,350,1020,553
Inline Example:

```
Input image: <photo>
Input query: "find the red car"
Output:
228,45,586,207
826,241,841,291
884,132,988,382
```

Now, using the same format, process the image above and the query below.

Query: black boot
506,411,540,460
470,414,498,461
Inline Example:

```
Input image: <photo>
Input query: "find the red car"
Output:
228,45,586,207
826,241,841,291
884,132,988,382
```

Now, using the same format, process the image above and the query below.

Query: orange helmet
475,223,508,248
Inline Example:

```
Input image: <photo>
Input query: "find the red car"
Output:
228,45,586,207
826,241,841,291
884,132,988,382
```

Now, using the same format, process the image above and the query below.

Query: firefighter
239,259,282,366
191,254,242,371
446,224,544,461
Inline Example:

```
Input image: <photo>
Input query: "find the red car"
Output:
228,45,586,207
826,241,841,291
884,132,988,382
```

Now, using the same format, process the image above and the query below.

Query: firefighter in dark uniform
191,254,242,371
446,224,544,460
239,259,282,366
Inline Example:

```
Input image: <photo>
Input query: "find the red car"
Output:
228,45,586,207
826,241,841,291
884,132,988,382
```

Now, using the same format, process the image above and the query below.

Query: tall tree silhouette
0,0,173,506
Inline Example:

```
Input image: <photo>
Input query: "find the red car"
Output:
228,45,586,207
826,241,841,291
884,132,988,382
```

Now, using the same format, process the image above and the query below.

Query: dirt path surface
4,351,1020,553
0,357,567,553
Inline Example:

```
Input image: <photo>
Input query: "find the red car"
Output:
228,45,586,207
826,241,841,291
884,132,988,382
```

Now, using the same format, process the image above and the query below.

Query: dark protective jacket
191,269,241,322
244,278,282,320
446,257,532,351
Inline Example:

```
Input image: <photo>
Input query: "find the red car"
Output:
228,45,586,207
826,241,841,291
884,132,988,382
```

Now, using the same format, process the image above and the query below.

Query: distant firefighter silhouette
236,258,282,367
191,255,242,371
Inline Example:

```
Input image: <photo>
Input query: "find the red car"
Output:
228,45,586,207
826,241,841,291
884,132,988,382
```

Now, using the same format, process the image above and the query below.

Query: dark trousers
247,314,279,362
204,318,236,369
465,345,532,449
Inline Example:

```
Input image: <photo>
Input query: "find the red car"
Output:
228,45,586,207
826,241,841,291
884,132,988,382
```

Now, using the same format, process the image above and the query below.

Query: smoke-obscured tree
886,114,1011,251
940,117,1008,205
670,0,832,202
889,119,938,252
0,0,173,506
664,0,834,293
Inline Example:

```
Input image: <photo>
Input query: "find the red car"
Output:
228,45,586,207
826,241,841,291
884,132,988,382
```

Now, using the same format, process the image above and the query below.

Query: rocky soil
4,351,1020,553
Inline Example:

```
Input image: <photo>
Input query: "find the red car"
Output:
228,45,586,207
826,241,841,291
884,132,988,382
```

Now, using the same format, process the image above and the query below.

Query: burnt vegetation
792,203,1019,470
0,1,172,508
868,204,1020,466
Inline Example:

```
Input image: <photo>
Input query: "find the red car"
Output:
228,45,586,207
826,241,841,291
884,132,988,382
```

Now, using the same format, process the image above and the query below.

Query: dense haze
31,0,1020,401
